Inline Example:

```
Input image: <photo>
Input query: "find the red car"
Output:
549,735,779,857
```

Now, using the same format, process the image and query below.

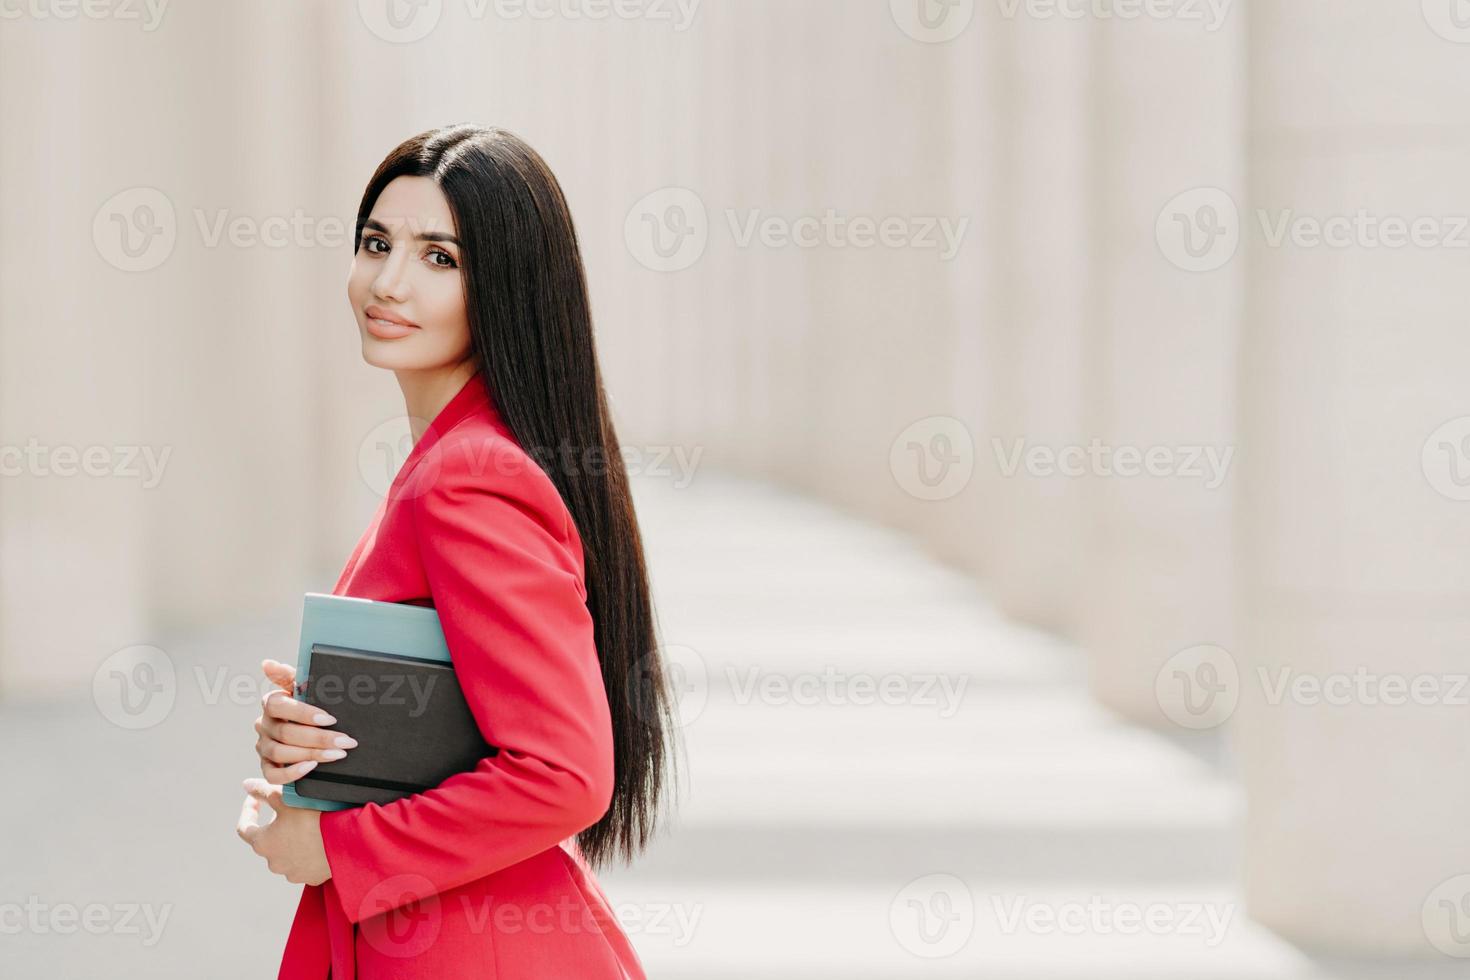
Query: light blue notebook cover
281,593,452,812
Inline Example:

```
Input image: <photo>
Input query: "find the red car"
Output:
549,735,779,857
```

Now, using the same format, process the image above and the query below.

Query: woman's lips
366,317,417,340
364,305,419,340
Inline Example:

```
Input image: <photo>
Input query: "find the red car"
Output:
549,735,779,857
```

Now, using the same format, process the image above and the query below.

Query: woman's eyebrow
362,217,461,246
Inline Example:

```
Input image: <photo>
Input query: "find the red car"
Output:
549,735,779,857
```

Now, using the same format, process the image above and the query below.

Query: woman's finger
263,692,337,728
260,740,345,769
243,777,287,814
262,658,296,690
256,734,345,765
260,719,357,753
236,795,263,846
261,758,318,785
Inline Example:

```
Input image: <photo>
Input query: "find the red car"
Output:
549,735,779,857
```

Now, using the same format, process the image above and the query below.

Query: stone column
1237,1,1470,954
979,12,1092,632
1080,7,1244,724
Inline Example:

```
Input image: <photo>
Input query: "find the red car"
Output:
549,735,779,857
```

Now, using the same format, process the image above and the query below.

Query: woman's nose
372,252,411,302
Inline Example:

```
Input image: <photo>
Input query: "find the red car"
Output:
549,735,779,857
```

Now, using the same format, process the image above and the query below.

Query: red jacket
277,372,646,979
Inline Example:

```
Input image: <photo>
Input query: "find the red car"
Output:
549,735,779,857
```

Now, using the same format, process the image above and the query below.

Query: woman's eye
428,249,458,269
363,236,388,255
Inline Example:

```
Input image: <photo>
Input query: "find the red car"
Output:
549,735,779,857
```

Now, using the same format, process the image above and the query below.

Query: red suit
276,372,645,979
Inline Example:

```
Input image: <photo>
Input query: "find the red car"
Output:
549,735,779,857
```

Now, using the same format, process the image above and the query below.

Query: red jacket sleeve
318,435,614,924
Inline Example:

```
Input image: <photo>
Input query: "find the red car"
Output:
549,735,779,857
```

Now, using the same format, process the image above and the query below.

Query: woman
234,124,673,979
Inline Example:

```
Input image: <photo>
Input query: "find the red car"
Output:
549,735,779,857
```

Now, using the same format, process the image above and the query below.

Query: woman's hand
254,658,358,784
236,779,332,886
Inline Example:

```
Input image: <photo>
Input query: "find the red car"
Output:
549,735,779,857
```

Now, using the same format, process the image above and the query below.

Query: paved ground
0,472,1460,977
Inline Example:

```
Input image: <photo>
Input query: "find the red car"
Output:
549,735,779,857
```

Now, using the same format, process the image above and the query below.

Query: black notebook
281,594,496,810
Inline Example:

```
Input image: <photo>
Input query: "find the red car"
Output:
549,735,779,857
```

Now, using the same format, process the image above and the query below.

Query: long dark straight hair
353,124,673,868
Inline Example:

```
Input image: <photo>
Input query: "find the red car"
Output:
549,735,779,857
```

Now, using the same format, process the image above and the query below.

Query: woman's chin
360,337,425,371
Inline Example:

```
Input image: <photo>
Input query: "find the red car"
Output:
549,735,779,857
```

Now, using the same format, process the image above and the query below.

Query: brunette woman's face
347,175,472,372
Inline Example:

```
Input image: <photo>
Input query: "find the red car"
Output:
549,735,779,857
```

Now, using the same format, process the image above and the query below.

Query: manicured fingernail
334,735,358,749
320,749,347,761
313,712,336,725
296,760,317,774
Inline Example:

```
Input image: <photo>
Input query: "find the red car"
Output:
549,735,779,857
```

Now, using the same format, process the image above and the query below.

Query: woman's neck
395,359,479,444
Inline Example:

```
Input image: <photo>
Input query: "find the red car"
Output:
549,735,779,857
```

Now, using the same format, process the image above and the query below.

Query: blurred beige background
2,0,1470,977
